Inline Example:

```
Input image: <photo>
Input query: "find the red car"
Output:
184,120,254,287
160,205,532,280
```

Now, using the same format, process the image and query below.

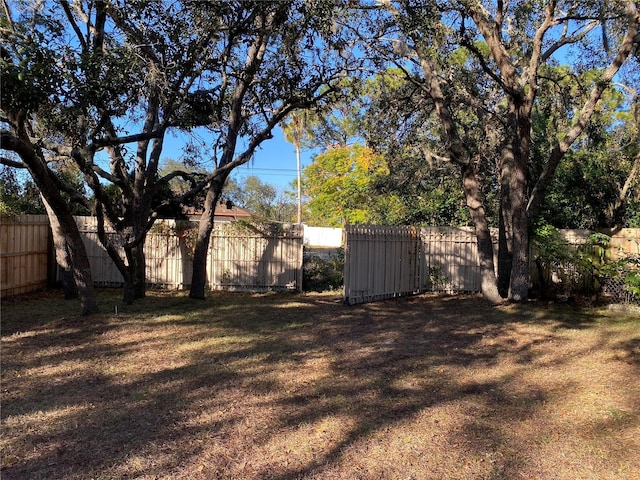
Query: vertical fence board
345,225,484,304
1,215,50,297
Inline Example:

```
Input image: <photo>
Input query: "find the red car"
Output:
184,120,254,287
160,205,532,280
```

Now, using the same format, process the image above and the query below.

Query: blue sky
231,127,316,192
161,126,318,193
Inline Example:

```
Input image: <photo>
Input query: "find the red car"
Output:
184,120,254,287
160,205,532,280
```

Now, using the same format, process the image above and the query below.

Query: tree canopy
1,0,360,304
302,144,388,227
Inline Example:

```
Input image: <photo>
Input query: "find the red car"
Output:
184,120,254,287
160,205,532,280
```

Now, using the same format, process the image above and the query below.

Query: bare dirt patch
2,290,639,479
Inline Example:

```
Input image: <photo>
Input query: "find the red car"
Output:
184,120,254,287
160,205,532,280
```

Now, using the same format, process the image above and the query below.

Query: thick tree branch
92,130,164,148
59,0,88,51
527,2,640,218
0,156,26,168
527,1,558,102
463,0,521,97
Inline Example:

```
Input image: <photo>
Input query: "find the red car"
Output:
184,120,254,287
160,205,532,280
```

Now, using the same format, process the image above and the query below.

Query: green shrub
303,248,344,292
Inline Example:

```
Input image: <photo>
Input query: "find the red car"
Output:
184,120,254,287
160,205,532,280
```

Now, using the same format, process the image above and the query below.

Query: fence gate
343,225,485,305
343,225,422,305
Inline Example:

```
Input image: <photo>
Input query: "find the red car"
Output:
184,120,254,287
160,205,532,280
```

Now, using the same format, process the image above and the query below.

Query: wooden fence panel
344,225,422,305
420,227,482,294
345,225,489,305
72,217,302,291
607,229,640,260
209,224,303,291
345,225,640,305
1,215,50,297
75,216,125,286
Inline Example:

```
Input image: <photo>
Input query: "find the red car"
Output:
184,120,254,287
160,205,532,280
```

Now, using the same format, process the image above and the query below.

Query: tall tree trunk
132,241,146,299
507,163,530,302
2,130,98,315
122,238,147,303
461,163,502,304
189,176,227,299
60,215,98,315
497,142,515,299
187,13,271,300
42,196,78,299
497,199,512,299
508,107,532,302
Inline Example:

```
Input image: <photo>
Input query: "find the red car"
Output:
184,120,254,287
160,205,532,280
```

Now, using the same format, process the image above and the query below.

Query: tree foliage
226,175,297,223
302,145,388,227
351,0,639,302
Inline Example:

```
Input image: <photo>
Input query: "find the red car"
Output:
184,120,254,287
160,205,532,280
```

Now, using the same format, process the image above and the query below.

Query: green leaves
302,145,388,227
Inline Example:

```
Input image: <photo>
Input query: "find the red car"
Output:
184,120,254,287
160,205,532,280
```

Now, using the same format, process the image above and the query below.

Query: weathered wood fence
343,225,484,305
0,215,51,298
75,217,303,291
1,216,303,297
3,216,639,301
343,225,640,305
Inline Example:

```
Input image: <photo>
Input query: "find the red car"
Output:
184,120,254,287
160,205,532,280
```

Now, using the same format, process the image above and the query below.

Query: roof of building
183,201,254,221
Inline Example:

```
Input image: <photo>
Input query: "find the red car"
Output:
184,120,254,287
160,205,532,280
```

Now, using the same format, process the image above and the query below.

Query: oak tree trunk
42,197,78,299
2,130,98,314
461,163,502,304
508,107,532,303
189,176,227,299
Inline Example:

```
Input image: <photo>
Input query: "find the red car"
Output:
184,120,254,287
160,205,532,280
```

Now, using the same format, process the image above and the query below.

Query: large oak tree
359,0,639,302
186,0,362,299
2,0,357,304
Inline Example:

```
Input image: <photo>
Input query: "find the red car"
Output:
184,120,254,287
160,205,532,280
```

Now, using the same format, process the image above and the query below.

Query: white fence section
343,225,488,305
75,217,303,291
303,225,343,247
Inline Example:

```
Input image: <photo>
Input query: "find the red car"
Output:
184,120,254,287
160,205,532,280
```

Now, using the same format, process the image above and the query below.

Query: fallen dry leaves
1,290,639,479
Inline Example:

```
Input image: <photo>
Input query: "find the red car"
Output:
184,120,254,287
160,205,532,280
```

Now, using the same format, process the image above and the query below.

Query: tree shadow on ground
1,292,638,479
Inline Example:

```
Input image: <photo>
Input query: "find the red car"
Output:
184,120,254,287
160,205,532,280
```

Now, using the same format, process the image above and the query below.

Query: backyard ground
1,290,639,480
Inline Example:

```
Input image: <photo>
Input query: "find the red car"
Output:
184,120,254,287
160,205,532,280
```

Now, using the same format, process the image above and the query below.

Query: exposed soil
1,290,639,479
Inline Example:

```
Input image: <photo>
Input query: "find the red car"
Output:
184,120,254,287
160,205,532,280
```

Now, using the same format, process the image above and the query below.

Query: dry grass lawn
1,290,639,480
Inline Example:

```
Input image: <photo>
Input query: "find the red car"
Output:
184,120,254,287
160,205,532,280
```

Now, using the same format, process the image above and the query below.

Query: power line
235,167,298,172
234,172,296,177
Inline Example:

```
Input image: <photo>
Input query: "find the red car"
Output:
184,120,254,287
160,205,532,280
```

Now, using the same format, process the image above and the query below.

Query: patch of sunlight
390,375,427,392
118,454,157,475
3,329,42,341
174,335,252,355
272,356,332,387
147,314,185,323
23,359,88,379
260,414,358,460
274,301,316,309
3,403,96,434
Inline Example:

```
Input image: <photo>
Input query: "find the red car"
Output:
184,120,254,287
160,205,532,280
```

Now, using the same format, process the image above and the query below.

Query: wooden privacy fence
3,215,638,300
0,216,302,296
0,215,51,298
75,217,303,291
344,225,640,305
344,225,483,305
